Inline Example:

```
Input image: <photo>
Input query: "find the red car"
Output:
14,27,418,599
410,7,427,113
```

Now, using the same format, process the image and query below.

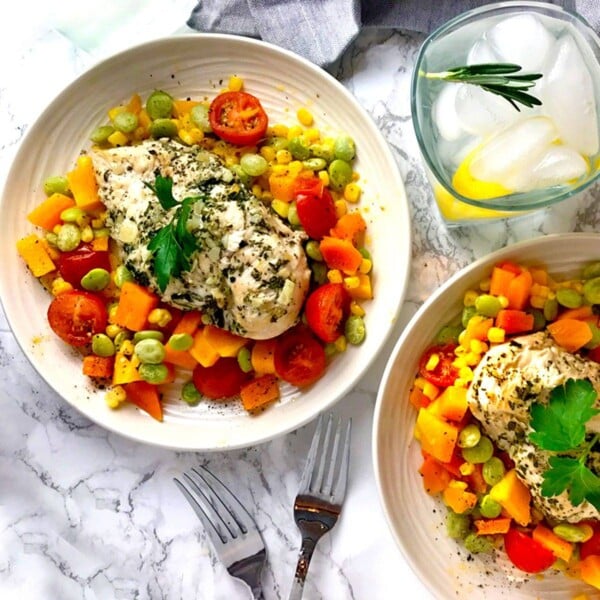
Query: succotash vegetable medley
411,259,600,591
16,76,373,421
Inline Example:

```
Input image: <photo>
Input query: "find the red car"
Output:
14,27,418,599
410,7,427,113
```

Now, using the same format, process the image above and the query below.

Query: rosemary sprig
422,63,543,111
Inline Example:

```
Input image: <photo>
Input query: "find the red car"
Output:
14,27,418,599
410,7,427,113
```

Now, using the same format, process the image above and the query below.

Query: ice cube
455,83,521,137
504,145,588,191
467,38,501,65
432,84,464,141
485,14,556,73
469,116,558,182
540,34,599,156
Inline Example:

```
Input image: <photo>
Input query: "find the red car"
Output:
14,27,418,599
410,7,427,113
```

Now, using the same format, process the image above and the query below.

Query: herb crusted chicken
92,138,311,339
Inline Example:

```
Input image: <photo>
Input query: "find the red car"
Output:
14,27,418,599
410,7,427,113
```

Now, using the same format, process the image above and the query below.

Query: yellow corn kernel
261,191,273,202
105,385,127,409
53,224,62,235
148,308,172,327
260,145,276,162
459,462,475,476
350,301,365,316
422,381,439,400
359,258,372,274
271,163,289,175
425,352,440,371
454,345,466,356
108,130,129,147
530,295,547,309
276,149,292,164
288,160,304,177
463,290,479,307
304,127,320,142
334,335,347,352
108,105,125,121
270,124,288,138
479,277,491,292
296,107,313,126
271,199,289,219
178,129,195,146
107,304,119,324
343,183,362,203
251,184,263,199
51,277,73,296
119,340,135,356
469,339,488,354
487,327,506,344
105,324,123,338
343,276,360,290
413,376,427,390
531,283,550,298
459,366,474,382
228,75,244,91
335,199,347,218
327,269,343,284
80,225,94,243
91,217,106,229
351,171,360,182
464,352,481,366
318,170,330,186
287,125,303,139
457,330,467,347
452,355,468,369
498,295,509,308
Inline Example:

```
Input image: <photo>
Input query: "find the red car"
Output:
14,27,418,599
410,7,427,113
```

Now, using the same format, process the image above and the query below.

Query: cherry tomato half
58,245,111,288
305,283,350,343
47,290,108,347
192,357,251,400
274,326,326,387
208,91,268,146
295,183,337,240
418,344,459,388
504,528,555,574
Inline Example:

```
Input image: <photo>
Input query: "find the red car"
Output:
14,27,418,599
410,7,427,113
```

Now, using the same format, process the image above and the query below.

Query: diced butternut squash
495,309,534,335
67,155,104,212
474,517,512,536
330,212,367,244
114,282,159,332
268,172,297,202
240,374,280,412
437,385,469,422
202,325,248,357
580,555,600,590
16,234,56,277
164,310,202,370
532,524,574,563
506,269,533,310
547,318,593,352
112,352,141,385
489,265,516,297
320,236,363,275
251,339,277,375
190,328,219,367
27,193,76,230
347,273,373,300
442,480,478,514
419,455,451,495
415,408,458,463
123,380,163,422
489,469,531,526
91,236,109,252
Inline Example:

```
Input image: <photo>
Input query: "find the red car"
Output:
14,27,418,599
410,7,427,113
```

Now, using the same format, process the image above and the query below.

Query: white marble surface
2,3,600,600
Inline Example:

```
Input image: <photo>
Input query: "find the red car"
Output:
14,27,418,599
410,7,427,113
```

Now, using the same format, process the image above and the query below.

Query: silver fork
174,466,266,599
288,413,352,600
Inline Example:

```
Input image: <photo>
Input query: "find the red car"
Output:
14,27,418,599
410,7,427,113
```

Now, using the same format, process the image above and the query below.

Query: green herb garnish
146,175,200,292
422,63,542,111
529,378,600,510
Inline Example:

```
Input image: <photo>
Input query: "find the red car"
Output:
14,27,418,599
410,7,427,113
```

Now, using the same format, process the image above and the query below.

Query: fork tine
299,414,324,490
331,419,352,502
312,413,334,492
322,416,342,496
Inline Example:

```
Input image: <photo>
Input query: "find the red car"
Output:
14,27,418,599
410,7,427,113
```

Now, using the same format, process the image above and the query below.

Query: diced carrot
409,386,431,409
547,318,593,352
67,155,104,212
123,381,163,422
240,374,280,412
172,310,203,335
530,267,548,286
330,212,367,244
495,309,534,334
467,463,488,495
419,455,451,495
532,524,574,563
498,260,522,274
82,355,114,379
442,480,478,514
474,517,512,536
462,316,494,344
251,339,277,375
556,305,594,321
320,236,363,275
489,265,516,297
114,282,159,332
27,193,76,230
164,310,203,369
505,269,533,310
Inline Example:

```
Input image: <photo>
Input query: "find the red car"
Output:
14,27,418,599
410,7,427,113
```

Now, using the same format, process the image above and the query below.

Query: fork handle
288,535,319,600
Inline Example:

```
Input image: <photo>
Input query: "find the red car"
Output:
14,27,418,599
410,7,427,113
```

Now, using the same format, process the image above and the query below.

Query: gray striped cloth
186,0,599,68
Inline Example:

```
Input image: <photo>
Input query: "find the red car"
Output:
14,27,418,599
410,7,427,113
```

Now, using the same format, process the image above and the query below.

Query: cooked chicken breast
468,330,600,521
91,138,310,339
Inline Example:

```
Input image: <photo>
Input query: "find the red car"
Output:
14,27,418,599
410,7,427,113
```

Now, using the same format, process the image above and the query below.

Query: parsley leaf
542,456,600,510
529,378,599,451
146,176,201,292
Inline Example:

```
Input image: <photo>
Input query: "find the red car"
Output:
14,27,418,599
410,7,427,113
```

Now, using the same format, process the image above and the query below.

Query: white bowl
373,233,600,599
0,34,410,450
